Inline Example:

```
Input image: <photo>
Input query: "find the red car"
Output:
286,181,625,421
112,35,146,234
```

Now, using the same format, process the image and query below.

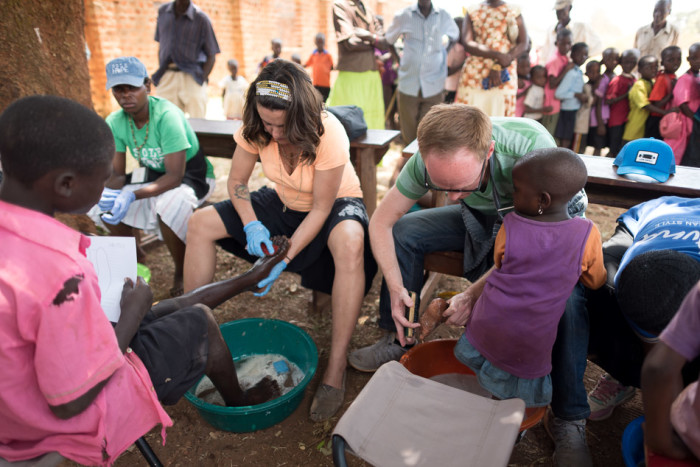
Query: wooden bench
188,118,399,217
402,139,700,312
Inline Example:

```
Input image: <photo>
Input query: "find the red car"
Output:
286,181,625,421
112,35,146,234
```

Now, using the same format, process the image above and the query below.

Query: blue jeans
377,204,590,421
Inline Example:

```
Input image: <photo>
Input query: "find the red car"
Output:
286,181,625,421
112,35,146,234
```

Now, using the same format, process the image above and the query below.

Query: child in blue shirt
555,42,589,149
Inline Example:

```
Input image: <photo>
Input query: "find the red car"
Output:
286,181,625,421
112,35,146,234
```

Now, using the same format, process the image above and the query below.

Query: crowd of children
516,38,700,166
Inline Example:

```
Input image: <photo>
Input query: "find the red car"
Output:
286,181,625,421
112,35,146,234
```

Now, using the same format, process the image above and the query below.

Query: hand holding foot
418,298,448,341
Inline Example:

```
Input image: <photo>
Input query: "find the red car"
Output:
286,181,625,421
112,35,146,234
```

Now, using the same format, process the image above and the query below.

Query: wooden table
189,118,399,217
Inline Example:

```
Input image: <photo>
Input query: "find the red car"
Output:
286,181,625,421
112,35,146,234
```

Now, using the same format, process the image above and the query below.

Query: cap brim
617,165,669,183
105,75,146,90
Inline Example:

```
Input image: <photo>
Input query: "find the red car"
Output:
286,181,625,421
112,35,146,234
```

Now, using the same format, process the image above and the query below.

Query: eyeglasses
423,158,488,193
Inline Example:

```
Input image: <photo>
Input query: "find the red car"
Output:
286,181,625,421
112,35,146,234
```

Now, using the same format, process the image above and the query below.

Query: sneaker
587,373,636,421
347,332,409,372
544,409,593,467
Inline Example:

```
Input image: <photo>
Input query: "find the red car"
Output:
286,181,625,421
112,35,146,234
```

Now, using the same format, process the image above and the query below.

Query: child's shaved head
0,95,114,187
514,147,587,204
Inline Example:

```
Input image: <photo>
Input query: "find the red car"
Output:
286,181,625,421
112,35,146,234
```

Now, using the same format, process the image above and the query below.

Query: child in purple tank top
454,147,606,407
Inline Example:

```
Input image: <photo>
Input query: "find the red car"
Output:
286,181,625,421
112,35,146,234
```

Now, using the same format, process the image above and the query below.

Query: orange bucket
400,339,546,431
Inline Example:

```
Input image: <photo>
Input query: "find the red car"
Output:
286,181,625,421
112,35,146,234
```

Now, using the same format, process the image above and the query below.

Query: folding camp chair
332,361,526,467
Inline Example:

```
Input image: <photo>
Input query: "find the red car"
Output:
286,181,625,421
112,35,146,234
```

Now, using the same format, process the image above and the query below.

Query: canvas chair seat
333,361,525,467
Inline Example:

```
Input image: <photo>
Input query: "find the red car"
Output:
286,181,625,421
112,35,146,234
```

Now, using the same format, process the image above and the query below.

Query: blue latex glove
254,261,288,297
102,190,136,225
243,220,274,258
98,187,121,212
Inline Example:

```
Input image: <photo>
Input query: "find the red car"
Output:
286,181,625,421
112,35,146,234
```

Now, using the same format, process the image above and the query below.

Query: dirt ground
68,147,641,467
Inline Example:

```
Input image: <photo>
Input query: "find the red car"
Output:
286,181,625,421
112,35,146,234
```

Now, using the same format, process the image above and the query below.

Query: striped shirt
384,4,459,98
152,2,220,86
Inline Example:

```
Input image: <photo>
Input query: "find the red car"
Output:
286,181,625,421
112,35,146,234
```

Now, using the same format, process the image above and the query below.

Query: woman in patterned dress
454,1,529,117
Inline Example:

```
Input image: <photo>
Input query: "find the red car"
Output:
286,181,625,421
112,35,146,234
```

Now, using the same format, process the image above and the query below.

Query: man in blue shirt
587,196,700,420
380,0,459,143
151,0,220,118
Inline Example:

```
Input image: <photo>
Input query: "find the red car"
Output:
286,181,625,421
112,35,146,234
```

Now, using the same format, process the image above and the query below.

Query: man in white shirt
539,0,601,65
380,0,459,144
634,0,679,61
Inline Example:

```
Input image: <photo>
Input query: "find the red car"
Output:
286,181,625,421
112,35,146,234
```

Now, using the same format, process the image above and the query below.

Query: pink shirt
666,70,700,163
661,281,700,460
0,201,171,466
591,72,612,127
516,80,531,117
234,111,363,211
544,51,569,115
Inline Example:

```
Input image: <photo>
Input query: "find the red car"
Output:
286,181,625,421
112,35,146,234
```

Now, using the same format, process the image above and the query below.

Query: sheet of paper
85,236,137,322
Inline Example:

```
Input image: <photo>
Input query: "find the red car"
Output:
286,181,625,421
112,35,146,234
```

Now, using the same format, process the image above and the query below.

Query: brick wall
85,0,412,117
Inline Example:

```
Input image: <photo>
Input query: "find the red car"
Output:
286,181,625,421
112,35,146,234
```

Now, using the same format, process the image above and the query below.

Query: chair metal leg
331,434,349,467
135,436,163,467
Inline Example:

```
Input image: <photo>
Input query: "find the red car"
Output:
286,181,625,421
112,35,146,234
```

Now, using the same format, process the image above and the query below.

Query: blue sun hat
105,56,148,90
613,138,676,183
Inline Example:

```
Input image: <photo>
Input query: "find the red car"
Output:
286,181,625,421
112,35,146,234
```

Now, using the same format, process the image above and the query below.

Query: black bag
327,105,368,140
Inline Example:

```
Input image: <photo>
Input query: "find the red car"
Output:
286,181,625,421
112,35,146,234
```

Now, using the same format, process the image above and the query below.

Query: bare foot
418,298,449,341
232,376,281,406
245,236,290,292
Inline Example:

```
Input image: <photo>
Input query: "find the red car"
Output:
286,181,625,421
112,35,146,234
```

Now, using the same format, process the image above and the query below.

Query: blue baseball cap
613,138,676,183
105,56,148,90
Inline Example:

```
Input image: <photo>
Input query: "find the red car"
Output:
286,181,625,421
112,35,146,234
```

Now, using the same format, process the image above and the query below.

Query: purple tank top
465,213,594,379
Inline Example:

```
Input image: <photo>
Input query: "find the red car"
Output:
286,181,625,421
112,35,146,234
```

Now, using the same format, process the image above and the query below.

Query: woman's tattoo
234,184,250,200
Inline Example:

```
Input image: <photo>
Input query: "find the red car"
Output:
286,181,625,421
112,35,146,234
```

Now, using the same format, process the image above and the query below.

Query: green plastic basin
184,318,318,432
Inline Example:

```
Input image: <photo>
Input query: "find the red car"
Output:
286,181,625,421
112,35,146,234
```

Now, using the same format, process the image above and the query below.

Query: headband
256,80,291,101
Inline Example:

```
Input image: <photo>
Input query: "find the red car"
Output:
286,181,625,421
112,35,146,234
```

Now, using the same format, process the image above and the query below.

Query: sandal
309,372,346,422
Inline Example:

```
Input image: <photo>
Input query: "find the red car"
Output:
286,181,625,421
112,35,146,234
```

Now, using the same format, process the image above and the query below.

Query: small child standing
451,147,605,408
522,65,551,122
572,60,601,154
219,59,249,120
646,46,682,139
257,38,283,74
542,29,574,137
516,53,532,118
642,280,700,462
622,55,672,145
555,42,589,149
304,32,334,102
591,48,619,156
665,43,700,165
605,49,639,157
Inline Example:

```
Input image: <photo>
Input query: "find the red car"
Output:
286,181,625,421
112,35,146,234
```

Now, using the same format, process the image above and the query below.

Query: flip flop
309,372,346,422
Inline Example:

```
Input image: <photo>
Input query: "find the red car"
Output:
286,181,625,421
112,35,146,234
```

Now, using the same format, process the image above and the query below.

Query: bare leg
184,206,231,292
152,236,290,317
322,220,366,389
199,304,280,406
159,217,186,296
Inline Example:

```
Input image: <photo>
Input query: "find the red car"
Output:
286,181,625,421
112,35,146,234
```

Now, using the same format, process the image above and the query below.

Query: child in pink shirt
642,280,700,462
665,43,700,164
0,96,285,465
516,53,532,117
543,29,574,137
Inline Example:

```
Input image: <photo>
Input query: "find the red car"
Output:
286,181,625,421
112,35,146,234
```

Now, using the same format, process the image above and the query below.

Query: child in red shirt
646,45,682,139
605,49,639,157
305,32,334,102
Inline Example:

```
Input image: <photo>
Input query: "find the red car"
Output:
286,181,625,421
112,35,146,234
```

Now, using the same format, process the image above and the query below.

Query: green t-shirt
396,117,557,216
106,95,214,178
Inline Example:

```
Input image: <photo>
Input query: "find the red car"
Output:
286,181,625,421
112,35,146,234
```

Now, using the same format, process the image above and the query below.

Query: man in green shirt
349,104,593,466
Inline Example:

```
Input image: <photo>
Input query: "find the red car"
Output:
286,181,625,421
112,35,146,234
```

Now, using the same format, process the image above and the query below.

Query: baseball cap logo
634,150,658,165
111,63,130,74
